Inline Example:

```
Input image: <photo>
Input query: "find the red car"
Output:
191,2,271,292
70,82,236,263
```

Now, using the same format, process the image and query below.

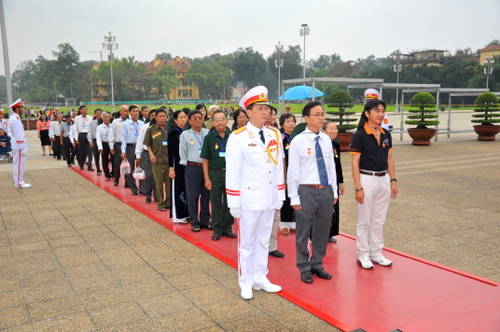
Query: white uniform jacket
225,122,285,211
8,113,28,150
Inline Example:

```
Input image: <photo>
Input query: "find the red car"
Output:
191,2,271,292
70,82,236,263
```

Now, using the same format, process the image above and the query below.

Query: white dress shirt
287,127,338,206
95,123,111,150
135,123,150,159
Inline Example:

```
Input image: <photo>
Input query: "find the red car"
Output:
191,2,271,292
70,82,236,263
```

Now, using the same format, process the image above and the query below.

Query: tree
52,43,81,99
309,54,342,71
354,55,378,73
185,62,231,100
232,47,267,89
155,52,173,60
485,39,500,47
326,61,357,77
152,65,179,100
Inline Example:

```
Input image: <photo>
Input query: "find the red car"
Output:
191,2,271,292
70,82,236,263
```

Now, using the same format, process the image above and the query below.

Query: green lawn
44,103,473,116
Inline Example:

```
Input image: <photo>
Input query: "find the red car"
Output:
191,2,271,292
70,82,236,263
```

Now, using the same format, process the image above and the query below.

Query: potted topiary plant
326,90,357,151
404,92,440,145
471,92,500,141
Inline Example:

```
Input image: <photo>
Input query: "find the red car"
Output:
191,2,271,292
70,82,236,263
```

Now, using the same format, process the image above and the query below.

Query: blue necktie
315,136,328,187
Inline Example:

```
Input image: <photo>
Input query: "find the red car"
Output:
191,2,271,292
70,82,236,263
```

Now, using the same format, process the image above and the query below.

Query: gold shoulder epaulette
266,125,279,132
233,126,246,134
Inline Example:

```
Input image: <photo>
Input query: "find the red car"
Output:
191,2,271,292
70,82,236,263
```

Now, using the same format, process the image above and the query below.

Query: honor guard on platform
8,99,31,188
226,86,285,300
351,99,399,269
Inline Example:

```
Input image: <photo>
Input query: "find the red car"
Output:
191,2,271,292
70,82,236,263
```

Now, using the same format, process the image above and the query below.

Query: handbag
120,159,131,174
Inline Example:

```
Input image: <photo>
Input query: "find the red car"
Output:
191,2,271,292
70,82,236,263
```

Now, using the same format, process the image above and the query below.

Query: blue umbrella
278,85,325,100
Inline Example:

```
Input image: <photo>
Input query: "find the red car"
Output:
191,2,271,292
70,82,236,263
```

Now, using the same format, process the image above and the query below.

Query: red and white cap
364,89,380,100
9,98,23,109
239,86,269,109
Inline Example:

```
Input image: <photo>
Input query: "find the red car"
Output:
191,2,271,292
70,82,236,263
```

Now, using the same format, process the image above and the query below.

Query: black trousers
124,144,138,194
62,137,75,165
92,139,101,172
113,142,122,180
52,135,61,158
77,133,88,168
185,164,210,227
139,149,156,199
101,142,113,178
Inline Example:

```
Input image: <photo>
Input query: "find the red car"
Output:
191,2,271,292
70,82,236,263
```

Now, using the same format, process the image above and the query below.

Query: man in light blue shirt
179,109,211,232
121,105,145,195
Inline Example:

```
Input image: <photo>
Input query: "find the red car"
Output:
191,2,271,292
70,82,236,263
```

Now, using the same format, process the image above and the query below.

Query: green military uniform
144,123,170,209
200,127,233,235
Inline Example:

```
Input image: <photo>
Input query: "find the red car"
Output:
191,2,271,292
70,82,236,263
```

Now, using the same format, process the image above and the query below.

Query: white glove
230,207,242,219
21,149,27,155
276,201,283,210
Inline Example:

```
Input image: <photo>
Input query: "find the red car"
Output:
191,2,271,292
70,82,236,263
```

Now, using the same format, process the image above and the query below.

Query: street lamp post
275,41,284,115
484,55,494,90
102,32,119,112
393,50,402,113
299,24,309,79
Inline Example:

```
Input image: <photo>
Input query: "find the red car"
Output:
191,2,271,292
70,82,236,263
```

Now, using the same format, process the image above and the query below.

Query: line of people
7,85,398,301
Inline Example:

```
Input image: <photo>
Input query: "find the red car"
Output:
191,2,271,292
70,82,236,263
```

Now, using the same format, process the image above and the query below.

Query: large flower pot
407,128,437,146
337,132,353,151
473,125,500,141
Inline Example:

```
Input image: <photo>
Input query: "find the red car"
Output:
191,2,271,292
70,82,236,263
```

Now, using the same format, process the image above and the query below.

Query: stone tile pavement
0,118,499,331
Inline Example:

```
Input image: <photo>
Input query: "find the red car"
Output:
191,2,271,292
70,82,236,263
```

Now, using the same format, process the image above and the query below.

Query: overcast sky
1,0,499,75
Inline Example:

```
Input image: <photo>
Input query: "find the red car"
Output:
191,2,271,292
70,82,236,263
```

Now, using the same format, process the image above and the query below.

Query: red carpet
73,168,500,332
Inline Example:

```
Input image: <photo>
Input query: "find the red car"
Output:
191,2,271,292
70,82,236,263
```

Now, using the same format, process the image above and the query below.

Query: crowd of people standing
8,86,398,300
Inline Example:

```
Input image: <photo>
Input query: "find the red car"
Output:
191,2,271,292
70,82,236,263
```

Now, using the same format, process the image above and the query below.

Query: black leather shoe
301,270,313,284
311,268,332,280
88,168,95,171
114,180,119,187
269,250,285,258
200,224,212,230
222,232,237,239
132,192,138,196
145,197,151,203
212,234,221,241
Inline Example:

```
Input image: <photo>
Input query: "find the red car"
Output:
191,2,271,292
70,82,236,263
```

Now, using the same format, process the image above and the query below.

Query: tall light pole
299,24,309,79
102,32,118,112
484,55,494,90
275,41,284,115
0,0,13,112
393,50,402,113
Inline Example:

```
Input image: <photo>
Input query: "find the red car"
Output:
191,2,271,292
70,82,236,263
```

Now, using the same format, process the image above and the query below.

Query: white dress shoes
253,283,282,293
15,183,31,189
371,255,393,267
357,256,374,270
241,288,253,300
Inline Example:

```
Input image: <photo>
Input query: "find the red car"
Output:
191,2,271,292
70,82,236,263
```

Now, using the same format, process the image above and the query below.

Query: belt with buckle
360,170,387,177
301,184,325,189
187,161,202,167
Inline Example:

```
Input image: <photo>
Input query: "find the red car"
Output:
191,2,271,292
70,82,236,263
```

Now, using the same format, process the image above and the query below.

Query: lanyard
214,134,227,151
104,125,110,135
160,126,167,140
194,131,204,146
132,122,139,135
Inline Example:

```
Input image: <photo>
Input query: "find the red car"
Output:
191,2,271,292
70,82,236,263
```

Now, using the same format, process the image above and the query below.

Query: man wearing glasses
288,101,338,284
201,110,236,241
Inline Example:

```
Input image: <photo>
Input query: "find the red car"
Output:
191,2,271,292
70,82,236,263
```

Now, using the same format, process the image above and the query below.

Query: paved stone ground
0,111,499,331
